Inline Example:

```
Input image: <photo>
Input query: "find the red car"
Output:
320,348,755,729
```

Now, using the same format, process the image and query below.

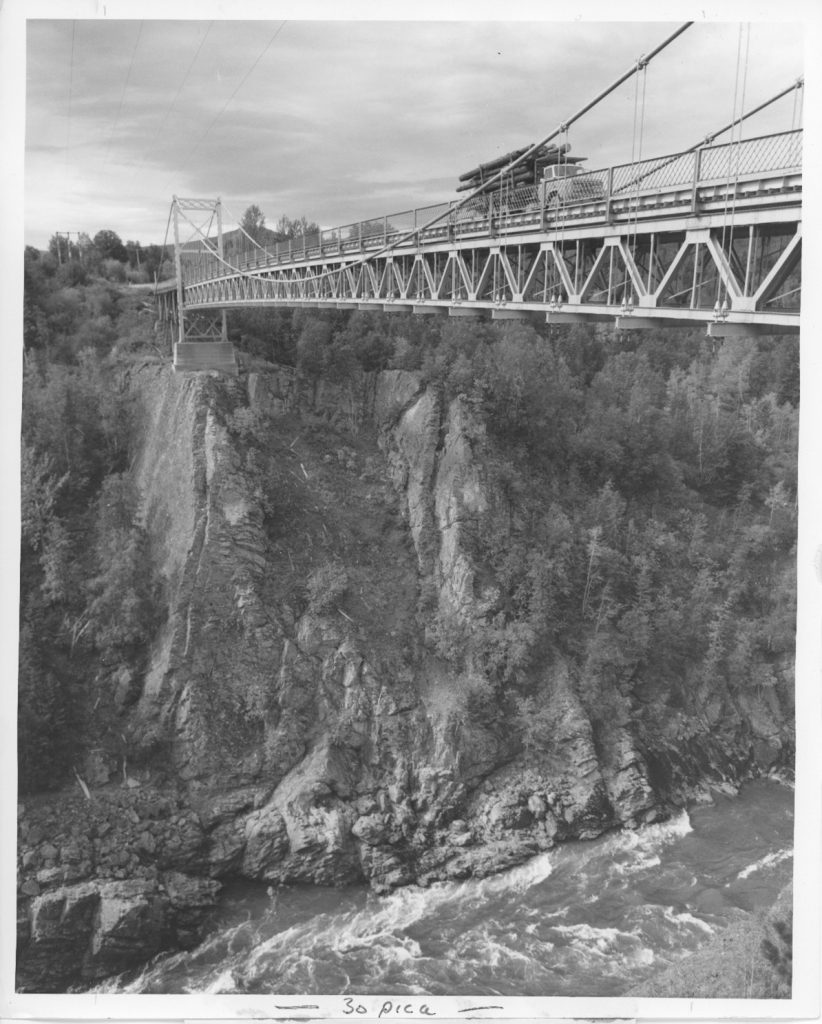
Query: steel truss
175,213,800,331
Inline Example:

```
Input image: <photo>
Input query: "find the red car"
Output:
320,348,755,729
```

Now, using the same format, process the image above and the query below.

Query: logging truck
455,143,603,218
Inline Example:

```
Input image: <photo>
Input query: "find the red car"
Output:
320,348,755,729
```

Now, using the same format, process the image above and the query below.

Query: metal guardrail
180,129,802,285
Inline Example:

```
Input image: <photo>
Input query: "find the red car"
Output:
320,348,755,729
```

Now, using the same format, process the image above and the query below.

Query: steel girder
176,212,801,329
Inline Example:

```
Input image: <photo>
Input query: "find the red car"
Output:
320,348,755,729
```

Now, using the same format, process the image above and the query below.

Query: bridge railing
698,129,803,180
181,129,802,283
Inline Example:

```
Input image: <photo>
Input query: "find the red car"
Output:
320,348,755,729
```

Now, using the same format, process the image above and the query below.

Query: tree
296,319,332,376
241,204,267,244
124,239,142,269
48,233,80,265
274,214,320,242
92,229,127,262
346,218,388,242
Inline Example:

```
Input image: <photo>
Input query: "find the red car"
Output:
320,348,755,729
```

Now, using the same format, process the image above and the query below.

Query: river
97,776,793,996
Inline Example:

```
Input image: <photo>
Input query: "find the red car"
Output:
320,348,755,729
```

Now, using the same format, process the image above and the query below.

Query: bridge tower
170,196,238,374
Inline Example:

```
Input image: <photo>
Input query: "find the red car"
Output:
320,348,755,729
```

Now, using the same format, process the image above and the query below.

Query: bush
100,258,126,283
514,693,558,757
761,916,792,996
296,320,332,377
306,560,349,614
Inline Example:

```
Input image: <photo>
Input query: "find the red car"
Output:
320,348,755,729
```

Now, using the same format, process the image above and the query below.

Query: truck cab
538,164,605,205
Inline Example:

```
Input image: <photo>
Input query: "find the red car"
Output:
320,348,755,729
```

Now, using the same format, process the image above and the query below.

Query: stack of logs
456,142,585,194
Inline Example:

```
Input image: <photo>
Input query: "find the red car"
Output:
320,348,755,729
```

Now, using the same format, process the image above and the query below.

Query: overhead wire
179,21,286,167
139,21,215,170
103,21,144,171
63,21,76,202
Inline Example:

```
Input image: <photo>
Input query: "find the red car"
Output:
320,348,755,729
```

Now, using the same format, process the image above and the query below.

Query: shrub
761,915,792,996
306,560,349,614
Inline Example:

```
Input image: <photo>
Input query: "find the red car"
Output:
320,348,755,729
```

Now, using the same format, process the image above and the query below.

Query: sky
15,9,809,250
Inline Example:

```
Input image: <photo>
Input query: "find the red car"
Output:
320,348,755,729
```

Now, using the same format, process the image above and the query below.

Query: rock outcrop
17,873,220,992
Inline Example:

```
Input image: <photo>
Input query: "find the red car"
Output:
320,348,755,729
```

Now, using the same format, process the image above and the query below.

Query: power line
139,21,214,169
181,21,286,165
62,21,76,198
103,21,144,171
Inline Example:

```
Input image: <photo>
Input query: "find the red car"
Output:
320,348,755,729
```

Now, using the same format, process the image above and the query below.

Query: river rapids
94,777,793,996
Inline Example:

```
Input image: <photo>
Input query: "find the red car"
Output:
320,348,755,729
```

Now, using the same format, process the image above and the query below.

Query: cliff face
16,362,794,989
122,368,664,886
126,363,793,882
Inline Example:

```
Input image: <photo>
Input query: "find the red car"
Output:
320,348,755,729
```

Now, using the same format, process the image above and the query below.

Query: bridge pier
707,322,799,338
491,309,543,321
173,341,238,375
449,307,484,318
546,311,605,325
614,315,695,330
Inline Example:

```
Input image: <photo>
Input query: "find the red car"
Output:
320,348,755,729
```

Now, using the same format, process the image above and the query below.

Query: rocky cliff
16,362,794,990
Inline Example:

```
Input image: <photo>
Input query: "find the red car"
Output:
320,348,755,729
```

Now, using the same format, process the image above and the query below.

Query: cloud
22,18,804,248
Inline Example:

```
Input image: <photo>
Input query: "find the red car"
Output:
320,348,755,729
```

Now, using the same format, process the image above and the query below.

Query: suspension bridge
154,24,803,375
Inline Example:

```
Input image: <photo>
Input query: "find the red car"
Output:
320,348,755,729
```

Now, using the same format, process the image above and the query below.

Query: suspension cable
555,124,570,305
717,24,746,310
725,23,751,305
792,76,804,130
701,77,803,148
623,58,647,306
221,202,270,254
613,76,803,198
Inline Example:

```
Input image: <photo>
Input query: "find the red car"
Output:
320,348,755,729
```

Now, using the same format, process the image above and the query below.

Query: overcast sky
17,11,809,250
